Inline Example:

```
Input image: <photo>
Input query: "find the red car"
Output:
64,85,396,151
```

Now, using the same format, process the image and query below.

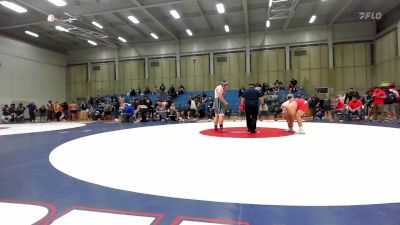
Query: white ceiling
0,0,398,52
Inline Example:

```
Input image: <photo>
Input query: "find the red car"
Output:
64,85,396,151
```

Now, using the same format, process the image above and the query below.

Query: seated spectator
160,83,166,93
322,94,332,121
130,88,136,97
168,102,182,121
15,103,25,123
103,102,113,120
344,88,360,104
308,94,320,119
337,91,346,103
155,100,168,121
178,84,185,95
39,105,46,122
168,85,177,98
122,103,134,123
1,104,11,123
332,98,346,121
144,86,151,94
346,96,364,120
27,101,37,123
289,78,298,93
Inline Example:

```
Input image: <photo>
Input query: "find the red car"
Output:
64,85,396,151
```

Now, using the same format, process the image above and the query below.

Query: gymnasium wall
0,35,67,107
375,30,400,86
65,21,379,100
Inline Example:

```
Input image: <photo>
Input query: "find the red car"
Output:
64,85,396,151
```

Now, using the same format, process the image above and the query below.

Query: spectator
69,101,78,120
308,94,320,119
383,87,398,121
322,94,332,121
122,103,134,123
27,101,37,123
54,101,62,121
137,87,142,96
15,103,25,123
169,85,177,98
103,102,113,120
178,84,185,95
160,83,166,93
372,87,386,121
346,96,364,120
289,78,298,93
60,101,69,121
1,104,11,123
239,87,245,98
130,88,136,97
344,88,360,104
47,100,54,121
337,91,346,103
39,105,46,122
332,99,346,121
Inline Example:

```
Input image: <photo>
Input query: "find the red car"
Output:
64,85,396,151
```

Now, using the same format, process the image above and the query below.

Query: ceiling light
170,9,180,19
25,30,39,37
92,21,103,29
128,15,140,24
266,20,270,28
186,29,193,36
224,25,229,33
0,1,27,13
309,15,316,23
151,33,159,40
47,0,67,7
118,37,127,43
55,25,67,32
87,40,97,46
216,3,225,14
269,0,273,7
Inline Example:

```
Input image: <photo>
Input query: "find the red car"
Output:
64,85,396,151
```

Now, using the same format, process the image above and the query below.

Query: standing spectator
346,96,364,120
47,100,54,121
372,87,386,121
241,82,263,133
54,101,62,121
344,88,360,104
332,99,346,121
137,87,142,96
69,101,78,120
60,101,69,121
27,102,37,122
383,87,399,121
239,87,245,98
39,105,46,122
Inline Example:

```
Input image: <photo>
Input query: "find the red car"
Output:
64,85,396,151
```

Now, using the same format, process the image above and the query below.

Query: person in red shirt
281,97,309,134
372,87,386,121
346,96,364,120
332,98,346,121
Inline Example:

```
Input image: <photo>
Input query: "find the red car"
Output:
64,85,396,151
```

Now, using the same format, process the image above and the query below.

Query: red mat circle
199,127,294,138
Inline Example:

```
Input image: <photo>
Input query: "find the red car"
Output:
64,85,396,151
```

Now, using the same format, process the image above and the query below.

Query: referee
241,82,264,133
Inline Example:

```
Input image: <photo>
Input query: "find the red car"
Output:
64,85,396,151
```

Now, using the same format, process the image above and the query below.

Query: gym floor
1,120,400,225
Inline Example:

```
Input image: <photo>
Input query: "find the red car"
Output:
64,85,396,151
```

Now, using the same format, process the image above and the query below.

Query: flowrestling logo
359,12,382,20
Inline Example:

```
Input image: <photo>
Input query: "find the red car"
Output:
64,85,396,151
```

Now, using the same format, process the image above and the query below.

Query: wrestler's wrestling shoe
286,127,294,132
298,127,305,134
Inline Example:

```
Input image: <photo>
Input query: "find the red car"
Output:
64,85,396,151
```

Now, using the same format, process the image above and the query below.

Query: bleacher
111,88,308,116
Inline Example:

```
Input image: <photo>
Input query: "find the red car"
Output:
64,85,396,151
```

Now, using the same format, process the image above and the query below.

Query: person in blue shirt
241,82,264,133
122,103,134,122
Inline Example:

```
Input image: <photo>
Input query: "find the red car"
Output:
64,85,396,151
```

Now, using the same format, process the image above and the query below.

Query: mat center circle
199,127,294,138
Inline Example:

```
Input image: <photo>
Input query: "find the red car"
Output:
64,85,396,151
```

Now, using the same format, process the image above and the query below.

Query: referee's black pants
245,104,258,132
